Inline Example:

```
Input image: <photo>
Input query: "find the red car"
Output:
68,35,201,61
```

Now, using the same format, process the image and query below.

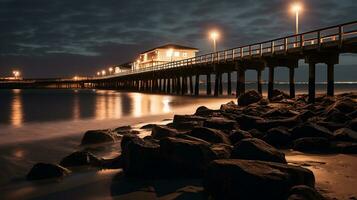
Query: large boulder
271,89,290,101
151,125,181,140
327,97,357,114
210,143,233,159
228,129,252,145
291,123,333,140
293,137,331,153
287,185,324,200
203,159,315,200
334,128,357,142
256,116,302,131
172,115,206,129
220,101,239,113
194,106,219,117
159,137,217,177
331,141,357,154
348,118,357,132
121,136,162,177
60,151,102,167
231,138,287,163
235,114,265,130
27,163,70,180
324,109,352,124
238,90,262,106
189,127,231,144
203,117,237,131
263,127,292,148
81,130,120,145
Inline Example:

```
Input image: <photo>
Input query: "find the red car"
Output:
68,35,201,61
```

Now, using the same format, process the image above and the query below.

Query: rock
271,89,290,101
140,124,156,129
249,128,265,139
316,121,346,132
238,90,262,106
189,127,231,144
288,185,324,200
203,159,315,200
263,127,292,148
324,109,352,124
160,137,217,177
60,151,102,167
114,125,132,134
121,136,162,177
211,143,233,159
291,123,333,140
256,116,302,131
293,137,331,153
334,128,357,142
263,108,299,119
100,155,123,169
298,110,316,122
231,138,287,163
172,115,206,130
81,130,120,145
331,141,357,154
203,117,237,131
228,129,252,144
27,163,70,180
151,125,181,140
349,118,357,132
220,101,239,112
235,114,265,130
194,106,218,117
327,97,357,113
120,134,140,150
258,98,269,105
175,134,211,145
348,110,357,118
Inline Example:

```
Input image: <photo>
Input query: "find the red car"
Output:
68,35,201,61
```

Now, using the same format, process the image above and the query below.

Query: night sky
1,0,357,80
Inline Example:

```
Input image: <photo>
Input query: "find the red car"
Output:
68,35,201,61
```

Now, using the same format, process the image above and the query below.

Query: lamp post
97,72,100,76
12,70,20,79
209,31,219,52
101,70,106,76
109,67,113,75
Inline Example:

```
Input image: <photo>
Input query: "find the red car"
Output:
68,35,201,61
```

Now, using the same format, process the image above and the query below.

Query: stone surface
231,138,287,163
189,127,231,144
60,151,102,167
203,117,237,131
81,130,119,145
288,185,324,200
160,137,217,177
228,129,252,145
334,128,357,142
263,127,292,148
151,125,181,140
203,159,315,200
210,143,233,159
293,137,331,153
291,123,333,140
27,163,70,180
238,90,262,106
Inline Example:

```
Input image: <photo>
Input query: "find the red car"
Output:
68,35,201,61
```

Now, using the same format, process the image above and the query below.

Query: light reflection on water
0,89,225,127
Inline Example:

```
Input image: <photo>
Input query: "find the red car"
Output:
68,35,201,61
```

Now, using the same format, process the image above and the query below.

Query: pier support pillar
268,66,274,99
227,72,232,95
189,76,193,94
207,74,211,95
214,73,220,96
195,75,200,96
177,77,181,95
237,68,245,97
257,70,262,95
219,73,223,95
327,63,334,96
289,67,296,98
308,63,316,103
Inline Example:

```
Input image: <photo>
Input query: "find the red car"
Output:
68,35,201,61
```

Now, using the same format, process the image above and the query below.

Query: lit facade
133,44,198,70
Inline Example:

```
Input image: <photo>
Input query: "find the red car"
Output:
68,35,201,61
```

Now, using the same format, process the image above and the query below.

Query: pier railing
95,20,357,80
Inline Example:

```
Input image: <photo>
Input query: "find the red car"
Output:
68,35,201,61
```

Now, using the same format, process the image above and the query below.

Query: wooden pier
1,21,357,103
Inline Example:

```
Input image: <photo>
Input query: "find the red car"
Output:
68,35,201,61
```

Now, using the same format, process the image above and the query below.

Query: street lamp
109,67,113,74
291,2,302,35
97,71,101,76
13,70,20,79
209,31,219,52
101,70,106,76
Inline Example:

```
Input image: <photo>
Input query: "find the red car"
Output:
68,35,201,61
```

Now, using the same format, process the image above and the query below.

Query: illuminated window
182,52,188,57
166,49,174,57
174,52,180,57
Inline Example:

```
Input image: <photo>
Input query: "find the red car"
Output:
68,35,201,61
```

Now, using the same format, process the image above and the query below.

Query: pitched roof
140,44,198,54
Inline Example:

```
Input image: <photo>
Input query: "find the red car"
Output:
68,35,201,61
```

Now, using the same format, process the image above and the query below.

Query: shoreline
1,91,357,199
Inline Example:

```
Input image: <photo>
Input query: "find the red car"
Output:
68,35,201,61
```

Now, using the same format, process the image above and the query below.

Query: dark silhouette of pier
1,21,357,103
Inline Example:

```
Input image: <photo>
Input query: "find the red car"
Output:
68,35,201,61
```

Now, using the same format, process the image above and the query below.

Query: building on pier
133,44,198,69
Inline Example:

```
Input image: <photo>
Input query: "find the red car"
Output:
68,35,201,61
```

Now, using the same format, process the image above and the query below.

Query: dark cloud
0,0,357,78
